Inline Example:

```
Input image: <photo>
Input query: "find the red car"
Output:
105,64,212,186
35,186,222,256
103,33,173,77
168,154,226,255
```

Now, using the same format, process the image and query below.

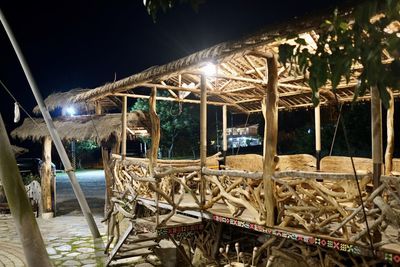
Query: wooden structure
45,12,400,266
11,112,150,215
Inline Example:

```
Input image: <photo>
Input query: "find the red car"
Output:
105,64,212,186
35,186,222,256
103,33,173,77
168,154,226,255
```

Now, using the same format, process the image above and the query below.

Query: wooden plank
126,232,158,243
115,248,153,258
106,222,134,266
121,240,158,251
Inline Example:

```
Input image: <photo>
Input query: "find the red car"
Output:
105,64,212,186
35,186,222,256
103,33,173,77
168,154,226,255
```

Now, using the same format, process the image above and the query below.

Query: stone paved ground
0,214,107,266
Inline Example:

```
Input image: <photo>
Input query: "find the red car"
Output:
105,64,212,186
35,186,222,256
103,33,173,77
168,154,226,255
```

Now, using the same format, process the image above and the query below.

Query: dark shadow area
55,197,104,216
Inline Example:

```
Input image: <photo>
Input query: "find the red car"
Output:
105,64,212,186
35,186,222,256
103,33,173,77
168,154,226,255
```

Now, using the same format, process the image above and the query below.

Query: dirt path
55,169,105,216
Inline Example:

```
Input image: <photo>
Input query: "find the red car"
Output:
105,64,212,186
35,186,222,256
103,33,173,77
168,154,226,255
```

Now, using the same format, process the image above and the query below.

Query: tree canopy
131,92,200,158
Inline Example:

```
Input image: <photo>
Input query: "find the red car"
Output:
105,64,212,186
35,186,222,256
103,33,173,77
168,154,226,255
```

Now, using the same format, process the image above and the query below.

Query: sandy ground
55,169,105,216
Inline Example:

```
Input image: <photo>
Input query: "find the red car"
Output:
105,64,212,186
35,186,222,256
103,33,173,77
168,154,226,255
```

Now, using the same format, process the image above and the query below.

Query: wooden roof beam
243,55,265,80
114,93,233,107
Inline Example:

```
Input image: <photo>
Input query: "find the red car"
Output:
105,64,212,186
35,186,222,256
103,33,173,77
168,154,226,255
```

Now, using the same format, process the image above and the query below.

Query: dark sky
0,0,344,132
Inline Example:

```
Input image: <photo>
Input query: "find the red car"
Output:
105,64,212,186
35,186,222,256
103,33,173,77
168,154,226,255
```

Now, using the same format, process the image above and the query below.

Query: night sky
0,0,343,133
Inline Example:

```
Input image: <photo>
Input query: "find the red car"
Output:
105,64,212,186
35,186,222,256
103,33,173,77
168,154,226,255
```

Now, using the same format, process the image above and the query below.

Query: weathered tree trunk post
149,87,161,224
385,89,394,175
200,74,207,207
263,55,278,226
314,93,321,170
41,136,54,218
121,95,127,160
222,105,228,165
0,115,52,267
371,86,383,189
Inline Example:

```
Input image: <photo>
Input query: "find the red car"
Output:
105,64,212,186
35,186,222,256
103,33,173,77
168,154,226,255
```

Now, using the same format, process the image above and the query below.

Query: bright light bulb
66,107,76,116
201,62,217,76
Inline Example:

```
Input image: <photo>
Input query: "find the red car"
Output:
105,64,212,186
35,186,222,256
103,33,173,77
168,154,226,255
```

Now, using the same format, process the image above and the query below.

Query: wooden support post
41,136,53,217
0,115,52,267
200,74,207,207
314,95,321,170
121,95,127,160
385,89,394,175
149,87,161,225
371,86,383,189
222,105,228,165
263,55,278,226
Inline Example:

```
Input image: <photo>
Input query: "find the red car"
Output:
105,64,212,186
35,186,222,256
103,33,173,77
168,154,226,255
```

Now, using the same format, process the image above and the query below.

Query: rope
329,103,343,156
0,79,41,128
332,93,375,257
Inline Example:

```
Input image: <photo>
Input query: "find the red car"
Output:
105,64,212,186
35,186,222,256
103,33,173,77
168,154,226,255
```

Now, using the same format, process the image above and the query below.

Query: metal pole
0,115,52,267
0,9,101,239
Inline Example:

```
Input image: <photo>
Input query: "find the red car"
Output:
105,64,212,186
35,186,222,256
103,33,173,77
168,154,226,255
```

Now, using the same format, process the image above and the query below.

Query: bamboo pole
371,86,383,189
314,93,321,170
0,115,52,267
263,55,278,226
41,136,53,217
222,105,228,164
385,89,394,175
0,9,101,239
121,95,127,160
200,74,207,206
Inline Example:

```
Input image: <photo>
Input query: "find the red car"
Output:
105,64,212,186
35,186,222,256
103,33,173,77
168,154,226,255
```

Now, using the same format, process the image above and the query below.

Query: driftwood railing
107,154,400,253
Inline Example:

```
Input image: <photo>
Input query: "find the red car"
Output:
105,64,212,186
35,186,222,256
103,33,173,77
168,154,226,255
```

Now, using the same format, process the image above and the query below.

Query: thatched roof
64,10,399,114
11,145,28,156
32,89,121,114
11,111,150,143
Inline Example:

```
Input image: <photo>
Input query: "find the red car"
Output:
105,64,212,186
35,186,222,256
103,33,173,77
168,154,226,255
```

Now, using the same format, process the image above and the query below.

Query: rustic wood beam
185,71,268,85
385,89,394,175
244,55,265,80
149,88,160,175
263,54,279,226
114,93,232,107
371,86,383,189
121,96,127,160
315,92,321,170
222,105,228,162
42,136,53,215
200,74,207,207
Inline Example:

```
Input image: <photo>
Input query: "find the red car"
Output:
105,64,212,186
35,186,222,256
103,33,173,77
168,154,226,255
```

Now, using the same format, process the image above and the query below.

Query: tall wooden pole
0,115,52,267
200,74,207,206
385,89,394,175
263,55,278,226
0,9,101,239
121,95,128,160
371,86,382,189
222,105,228,164
41,136,53,217
314,94,321,170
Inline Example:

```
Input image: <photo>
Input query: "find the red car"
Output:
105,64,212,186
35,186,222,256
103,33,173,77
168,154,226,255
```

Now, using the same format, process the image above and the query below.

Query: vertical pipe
200,74,207,206
371,86,382,189
314,95,321,171
222,105,228,164
0,115,52,267
121,95,127,160
0,9,101,239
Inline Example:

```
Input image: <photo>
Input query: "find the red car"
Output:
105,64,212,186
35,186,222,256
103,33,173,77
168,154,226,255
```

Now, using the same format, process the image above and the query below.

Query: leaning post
263,54,278,226
0,9,101,239
0,115,52,267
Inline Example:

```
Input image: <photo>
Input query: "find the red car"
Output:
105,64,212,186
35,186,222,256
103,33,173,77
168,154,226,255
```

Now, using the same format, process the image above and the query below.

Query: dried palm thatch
32,89,120,114
11,111,150,143
11,145,28,156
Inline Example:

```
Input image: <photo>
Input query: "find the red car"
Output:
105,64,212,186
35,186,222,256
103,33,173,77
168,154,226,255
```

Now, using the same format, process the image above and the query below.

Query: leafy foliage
131,92,200,158
143,0,204,21
278,0,400,108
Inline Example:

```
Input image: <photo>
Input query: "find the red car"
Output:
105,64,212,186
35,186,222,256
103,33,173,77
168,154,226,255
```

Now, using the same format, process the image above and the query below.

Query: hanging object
14,102,20,123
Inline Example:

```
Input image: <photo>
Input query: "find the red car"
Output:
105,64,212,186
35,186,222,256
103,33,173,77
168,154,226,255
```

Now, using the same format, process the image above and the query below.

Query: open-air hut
25,11,400,266
11,111,150,216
